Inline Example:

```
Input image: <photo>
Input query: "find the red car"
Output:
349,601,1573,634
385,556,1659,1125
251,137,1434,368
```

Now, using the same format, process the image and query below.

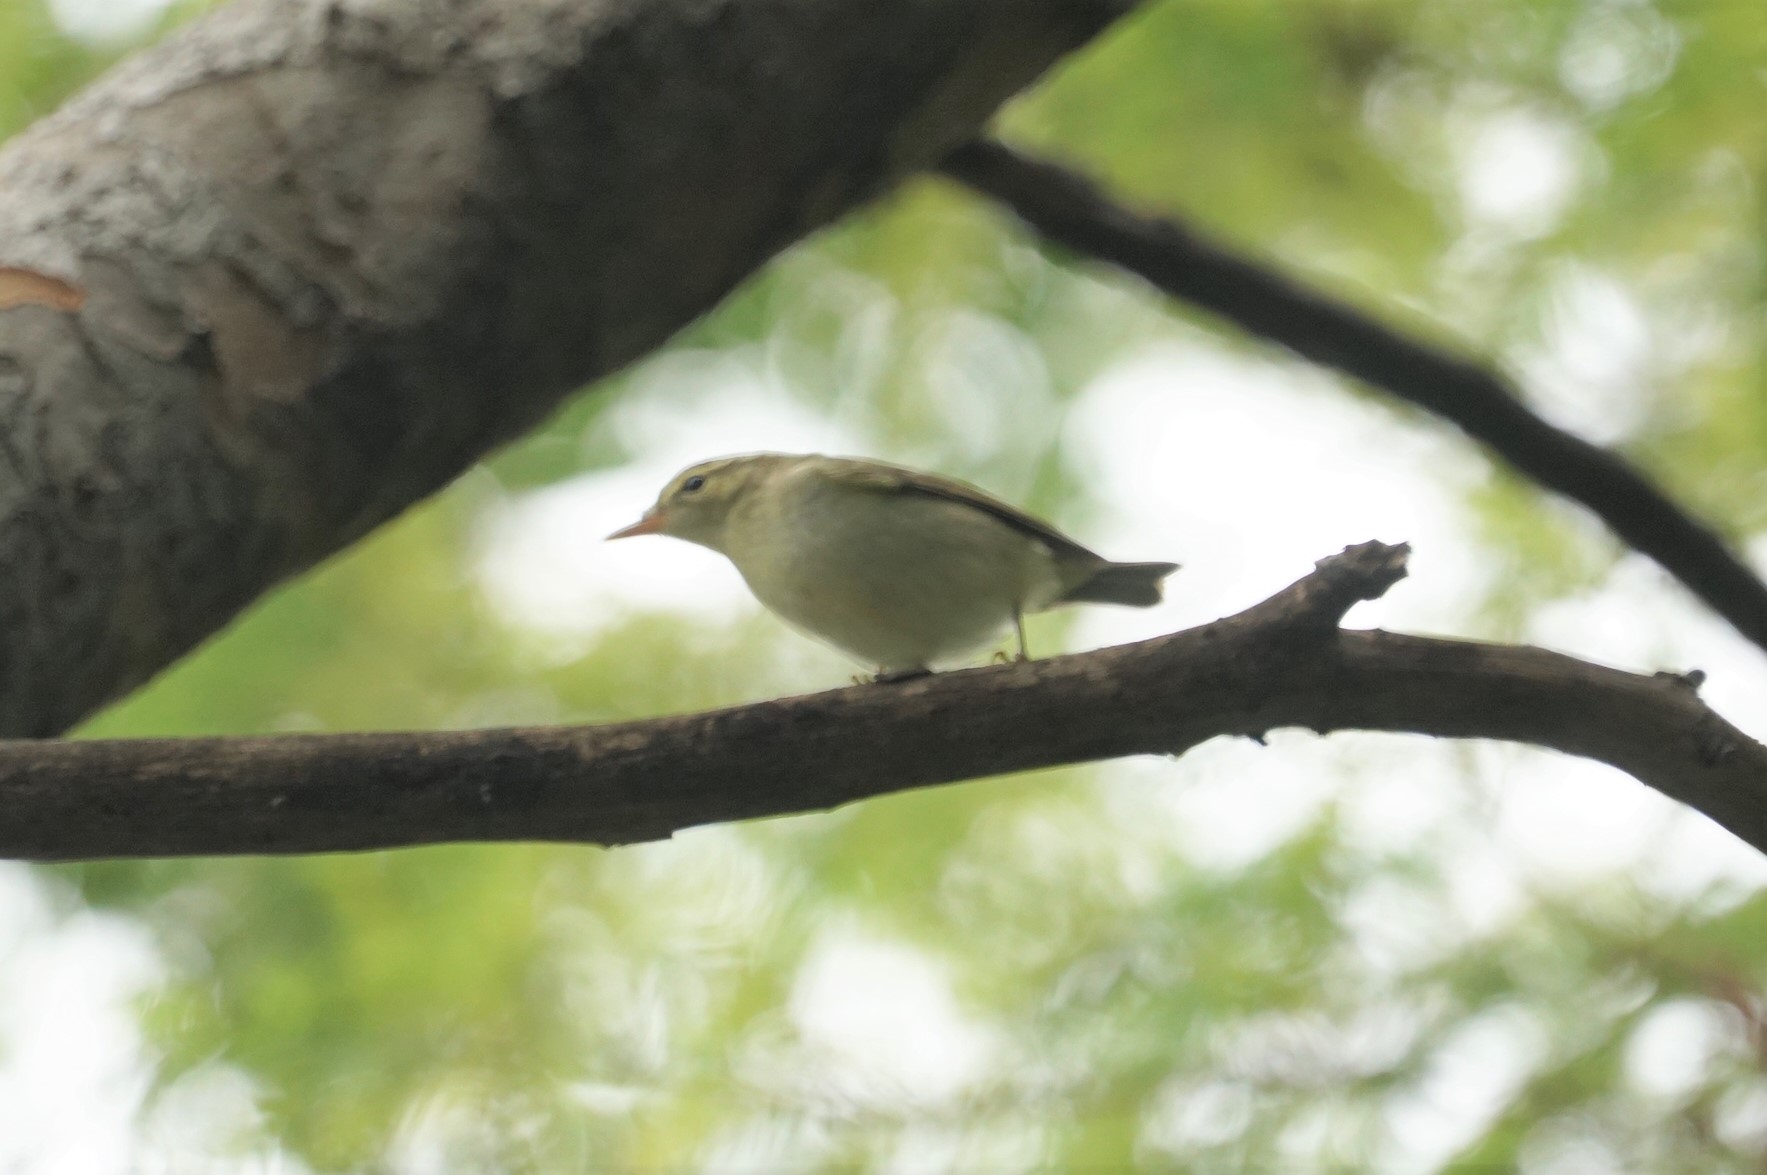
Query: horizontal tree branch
939,138,1767,658
5,541,1762,862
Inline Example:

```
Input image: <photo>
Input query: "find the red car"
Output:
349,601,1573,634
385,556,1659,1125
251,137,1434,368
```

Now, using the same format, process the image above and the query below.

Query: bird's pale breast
724,465,1060,671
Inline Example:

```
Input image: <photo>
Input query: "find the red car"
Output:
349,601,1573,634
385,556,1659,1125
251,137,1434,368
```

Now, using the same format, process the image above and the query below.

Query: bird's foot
873,667,933,684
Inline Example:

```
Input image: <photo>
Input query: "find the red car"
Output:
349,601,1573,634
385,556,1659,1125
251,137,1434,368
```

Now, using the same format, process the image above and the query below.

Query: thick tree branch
0,0,1142,736
5,541,1762,863
939,139,1767,658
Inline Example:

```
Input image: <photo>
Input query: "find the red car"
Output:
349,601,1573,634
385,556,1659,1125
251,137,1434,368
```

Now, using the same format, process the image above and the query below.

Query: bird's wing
819,458,1102,564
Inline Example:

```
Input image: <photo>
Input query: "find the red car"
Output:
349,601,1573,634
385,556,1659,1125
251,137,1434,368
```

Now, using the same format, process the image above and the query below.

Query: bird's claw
872,667,933,684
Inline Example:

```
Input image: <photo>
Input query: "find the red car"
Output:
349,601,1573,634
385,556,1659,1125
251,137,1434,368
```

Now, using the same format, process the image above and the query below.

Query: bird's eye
681,475,706,494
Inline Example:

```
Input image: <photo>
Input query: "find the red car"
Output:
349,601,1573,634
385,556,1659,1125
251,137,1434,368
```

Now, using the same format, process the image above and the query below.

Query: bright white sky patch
1624,998,1737,1105
1377,1004,1549,1175
1488,749,1676,883
49,0,173,43
1514,264,1655,445
1113,735,1340,874
1451,103,1586,238
1559,3,1681,112
785,927,1001,1110
0,865,163,1175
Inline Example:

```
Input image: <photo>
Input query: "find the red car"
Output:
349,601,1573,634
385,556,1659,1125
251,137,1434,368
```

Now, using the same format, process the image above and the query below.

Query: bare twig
940,138,1767,657
5,542,1762,862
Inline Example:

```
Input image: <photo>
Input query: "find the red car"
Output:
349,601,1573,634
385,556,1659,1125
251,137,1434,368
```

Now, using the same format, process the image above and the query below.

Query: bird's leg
873,666,933,684
1013,608,1030,662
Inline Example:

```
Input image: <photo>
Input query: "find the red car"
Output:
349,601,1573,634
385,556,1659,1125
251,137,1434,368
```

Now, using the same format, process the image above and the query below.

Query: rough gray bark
3,542,1762,863
0,0,1140,736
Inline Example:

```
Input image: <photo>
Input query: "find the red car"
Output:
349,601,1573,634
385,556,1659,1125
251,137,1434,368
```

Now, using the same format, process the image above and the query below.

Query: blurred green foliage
5,0,1767,1170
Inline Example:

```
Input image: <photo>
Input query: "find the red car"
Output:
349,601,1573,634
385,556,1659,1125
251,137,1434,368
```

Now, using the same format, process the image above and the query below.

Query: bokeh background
4,0,1767,1170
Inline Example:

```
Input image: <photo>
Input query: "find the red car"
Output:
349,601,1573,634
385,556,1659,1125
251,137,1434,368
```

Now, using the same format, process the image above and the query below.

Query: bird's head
607,454,786,552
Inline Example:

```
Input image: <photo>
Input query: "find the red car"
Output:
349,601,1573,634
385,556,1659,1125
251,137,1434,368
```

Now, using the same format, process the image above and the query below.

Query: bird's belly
732,492,1050,671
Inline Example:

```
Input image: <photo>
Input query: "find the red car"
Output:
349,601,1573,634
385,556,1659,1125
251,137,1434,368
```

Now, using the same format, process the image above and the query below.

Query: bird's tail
1062,561,1180,608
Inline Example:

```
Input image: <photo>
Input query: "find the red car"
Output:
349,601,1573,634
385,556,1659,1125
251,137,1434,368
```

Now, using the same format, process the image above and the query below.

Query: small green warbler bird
608,453,1179,678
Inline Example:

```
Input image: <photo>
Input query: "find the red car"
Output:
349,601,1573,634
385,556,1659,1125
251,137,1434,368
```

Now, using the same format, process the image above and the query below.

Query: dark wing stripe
823,458,1102,563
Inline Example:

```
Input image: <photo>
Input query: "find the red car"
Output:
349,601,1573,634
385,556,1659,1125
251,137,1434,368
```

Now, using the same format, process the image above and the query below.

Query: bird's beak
606,511,665,540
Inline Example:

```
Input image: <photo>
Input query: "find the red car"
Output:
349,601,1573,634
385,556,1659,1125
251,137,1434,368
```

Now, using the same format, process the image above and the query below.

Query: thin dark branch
939,138,1767,657
5,542,1763,862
